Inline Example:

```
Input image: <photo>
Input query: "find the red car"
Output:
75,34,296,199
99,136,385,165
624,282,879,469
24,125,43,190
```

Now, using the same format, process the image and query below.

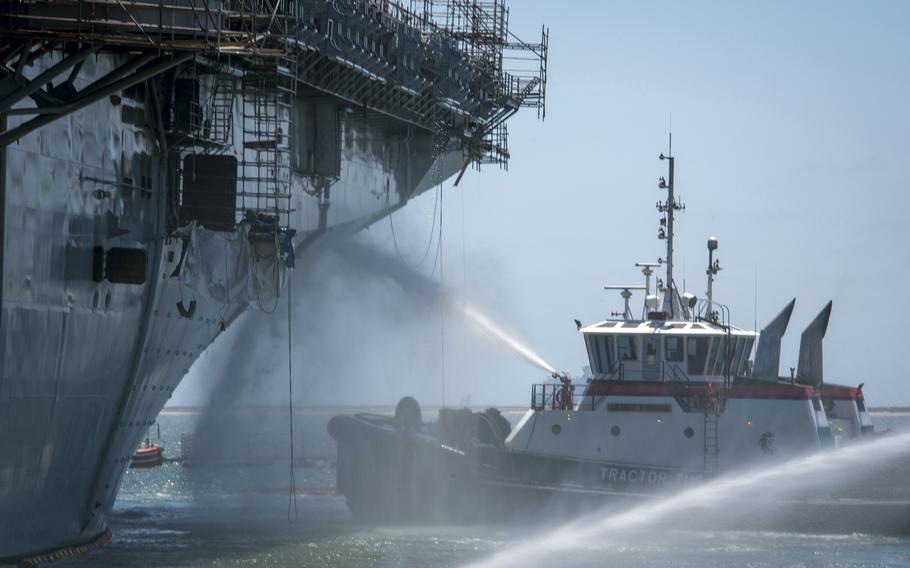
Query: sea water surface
55,409,910,568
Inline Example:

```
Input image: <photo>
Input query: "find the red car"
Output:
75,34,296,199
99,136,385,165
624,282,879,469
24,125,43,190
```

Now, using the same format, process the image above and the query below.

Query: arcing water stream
468,432,910,568
325,236,562,377
454,301,557,375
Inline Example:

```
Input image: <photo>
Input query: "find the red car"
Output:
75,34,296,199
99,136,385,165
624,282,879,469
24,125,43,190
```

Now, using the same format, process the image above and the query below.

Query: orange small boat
130,425,164,468
130,443,163,468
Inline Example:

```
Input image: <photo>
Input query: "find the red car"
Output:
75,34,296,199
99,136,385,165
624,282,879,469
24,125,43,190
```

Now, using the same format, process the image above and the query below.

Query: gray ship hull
0,53,462,560
0,1,547,558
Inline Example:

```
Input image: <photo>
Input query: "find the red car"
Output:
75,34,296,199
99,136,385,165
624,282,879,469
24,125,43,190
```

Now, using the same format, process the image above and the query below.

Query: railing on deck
662,362,690,383
531,383,598,411
604,363,625,381
531,358,728,414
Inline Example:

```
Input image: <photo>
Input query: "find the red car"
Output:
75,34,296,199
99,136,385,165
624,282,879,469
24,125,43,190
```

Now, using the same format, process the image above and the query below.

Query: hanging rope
388,195,405,260
386,126,441,269
433,126,446,407
286,267,298,523
417,185,440,268
460,177,467,288
439,178,446,407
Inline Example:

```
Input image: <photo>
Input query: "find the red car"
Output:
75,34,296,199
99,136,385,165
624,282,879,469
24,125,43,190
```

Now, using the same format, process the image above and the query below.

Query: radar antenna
604,285,646,321
634,262,662,319
634,262,662,296
657,134,684,318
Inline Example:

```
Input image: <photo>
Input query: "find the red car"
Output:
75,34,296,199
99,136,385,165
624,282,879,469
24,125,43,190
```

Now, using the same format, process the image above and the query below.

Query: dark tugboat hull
328,412,674,524
328,411,910,535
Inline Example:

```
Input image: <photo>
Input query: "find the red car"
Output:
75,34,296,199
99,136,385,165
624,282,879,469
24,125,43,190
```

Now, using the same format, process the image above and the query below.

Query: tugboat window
602,336,616,372
586,336,603,373
734,337,755,375
664,336,684,362
687,337,709,375
706,336,727,375
618,336,638,361
717,337,733,376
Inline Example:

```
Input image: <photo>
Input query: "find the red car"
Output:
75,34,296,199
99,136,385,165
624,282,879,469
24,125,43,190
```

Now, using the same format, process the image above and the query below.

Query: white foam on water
467,432,910,568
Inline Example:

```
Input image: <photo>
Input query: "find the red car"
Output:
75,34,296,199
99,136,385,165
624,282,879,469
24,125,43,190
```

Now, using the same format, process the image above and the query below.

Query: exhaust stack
797,301,833,386
753,298,796,381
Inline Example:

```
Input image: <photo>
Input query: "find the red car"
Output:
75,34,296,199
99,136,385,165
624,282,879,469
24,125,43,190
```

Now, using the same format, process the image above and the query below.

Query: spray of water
467,432,910,568
315,235,560,378
455,301,557,375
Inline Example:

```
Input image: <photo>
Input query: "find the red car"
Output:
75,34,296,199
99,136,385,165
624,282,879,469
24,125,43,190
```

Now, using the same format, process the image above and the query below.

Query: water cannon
551,372,571,385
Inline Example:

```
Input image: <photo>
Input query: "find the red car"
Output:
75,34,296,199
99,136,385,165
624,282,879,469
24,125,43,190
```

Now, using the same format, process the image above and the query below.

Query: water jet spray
466,432,910,568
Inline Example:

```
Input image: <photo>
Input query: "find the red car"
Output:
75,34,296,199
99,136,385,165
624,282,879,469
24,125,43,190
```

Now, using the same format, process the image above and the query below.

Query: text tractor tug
329,148,901,533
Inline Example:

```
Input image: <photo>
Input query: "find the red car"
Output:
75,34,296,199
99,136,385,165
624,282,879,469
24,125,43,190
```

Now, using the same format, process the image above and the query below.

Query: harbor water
54,409,910,568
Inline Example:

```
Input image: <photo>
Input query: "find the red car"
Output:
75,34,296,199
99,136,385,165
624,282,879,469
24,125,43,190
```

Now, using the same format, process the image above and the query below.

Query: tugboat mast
658,134,684,318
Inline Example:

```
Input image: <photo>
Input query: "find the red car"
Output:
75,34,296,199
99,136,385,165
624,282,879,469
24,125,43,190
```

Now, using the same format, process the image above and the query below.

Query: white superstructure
503,147,872,483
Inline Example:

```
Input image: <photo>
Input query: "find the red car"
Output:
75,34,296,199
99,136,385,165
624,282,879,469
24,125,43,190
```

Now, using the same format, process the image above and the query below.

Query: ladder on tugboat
704,409,719,473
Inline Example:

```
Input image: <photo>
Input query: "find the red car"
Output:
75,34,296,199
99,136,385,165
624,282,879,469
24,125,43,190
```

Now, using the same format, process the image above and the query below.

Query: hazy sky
174,1,910,407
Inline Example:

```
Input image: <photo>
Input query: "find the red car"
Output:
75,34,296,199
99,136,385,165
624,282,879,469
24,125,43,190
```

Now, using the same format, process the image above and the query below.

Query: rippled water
55,409,910,568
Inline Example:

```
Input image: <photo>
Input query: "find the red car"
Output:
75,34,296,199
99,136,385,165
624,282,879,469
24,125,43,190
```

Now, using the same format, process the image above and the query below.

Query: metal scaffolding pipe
0,44,103,113
0,51,195,148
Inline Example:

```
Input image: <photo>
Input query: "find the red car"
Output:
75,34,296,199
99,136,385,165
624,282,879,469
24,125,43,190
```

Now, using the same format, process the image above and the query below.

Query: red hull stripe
583,381,814,400
818,384,862,400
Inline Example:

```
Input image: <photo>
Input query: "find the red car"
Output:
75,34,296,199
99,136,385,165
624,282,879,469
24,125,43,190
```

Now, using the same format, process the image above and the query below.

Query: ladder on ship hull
704,409,719,472
237,5,298,229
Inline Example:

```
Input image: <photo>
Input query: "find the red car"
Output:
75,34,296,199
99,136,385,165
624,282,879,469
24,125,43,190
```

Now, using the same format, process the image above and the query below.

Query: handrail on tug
606,362,625,382
529,381,724,413
530,369,728,414
662,361,690,383
531,381,589,411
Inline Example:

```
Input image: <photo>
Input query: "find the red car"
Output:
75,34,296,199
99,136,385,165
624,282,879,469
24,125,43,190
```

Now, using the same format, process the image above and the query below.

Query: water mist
184,235,556,477
468,432,910,568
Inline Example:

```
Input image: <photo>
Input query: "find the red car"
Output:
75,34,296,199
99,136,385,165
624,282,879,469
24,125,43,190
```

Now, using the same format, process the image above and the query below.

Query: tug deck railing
530,374,725,413
530,383,592,411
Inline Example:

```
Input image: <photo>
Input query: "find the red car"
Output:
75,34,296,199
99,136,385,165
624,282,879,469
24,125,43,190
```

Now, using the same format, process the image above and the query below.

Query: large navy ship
0,1,547,562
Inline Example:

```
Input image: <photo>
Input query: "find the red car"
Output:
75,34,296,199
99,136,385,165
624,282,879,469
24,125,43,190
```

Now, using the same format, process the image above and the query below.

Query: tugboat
328,148,879,526
130,424,164,469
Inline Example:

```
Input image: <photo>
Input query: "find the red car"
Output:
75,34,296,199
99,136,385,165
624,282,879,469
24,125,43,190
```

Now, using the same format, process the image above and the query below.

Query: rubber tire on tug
476,408,511,447
394,396,422,432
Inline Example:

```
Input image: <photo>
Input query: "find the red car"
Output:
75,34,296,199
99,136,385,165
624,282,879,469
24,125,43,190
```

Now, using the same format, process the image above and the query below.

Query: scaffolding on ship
0,0,548,228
